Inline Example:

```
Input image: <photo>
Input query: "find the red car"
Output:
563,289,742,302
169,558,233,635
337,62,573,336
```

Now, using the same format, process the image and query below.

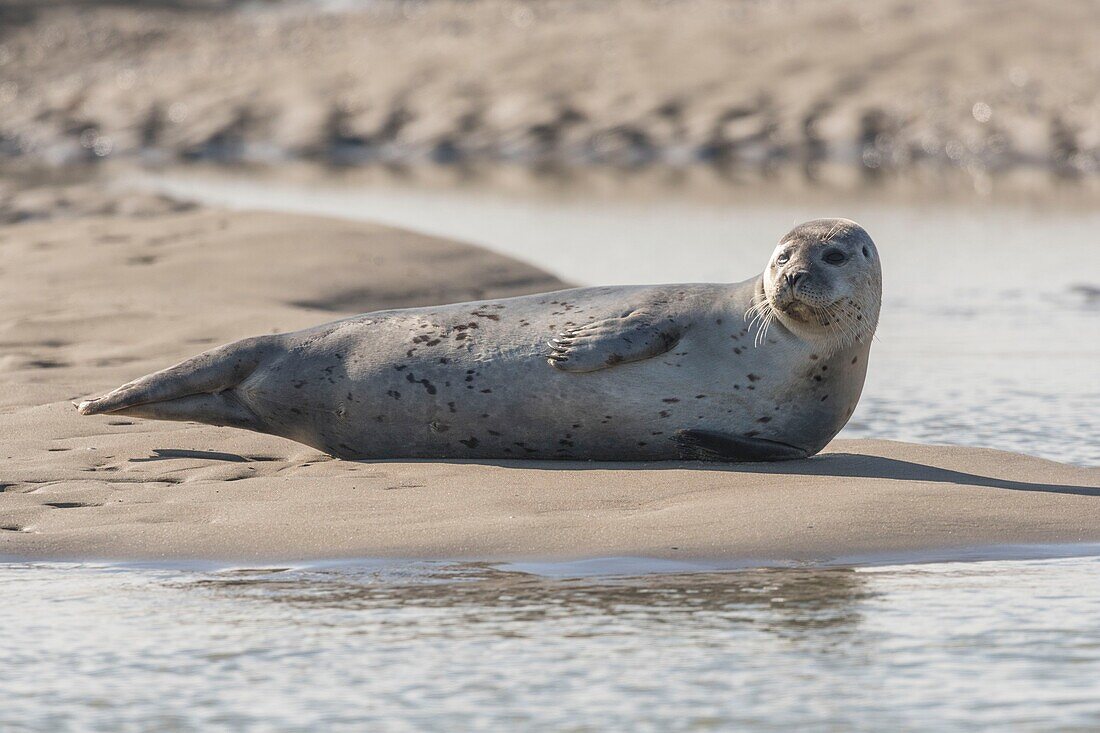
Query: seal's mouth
776,299,821,321
771,290,836,323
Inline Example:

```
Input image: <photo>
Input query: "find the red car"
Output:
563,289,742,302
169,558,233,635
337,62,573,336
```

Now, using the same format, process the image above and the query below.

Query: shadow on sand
137,448,1100,498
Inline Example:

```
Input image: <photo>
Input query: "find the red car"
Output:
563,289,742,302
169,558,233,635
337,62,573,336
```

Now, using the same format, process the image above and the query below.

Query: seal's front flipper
76,336,271,427
672,429,809,462
547,311,682,373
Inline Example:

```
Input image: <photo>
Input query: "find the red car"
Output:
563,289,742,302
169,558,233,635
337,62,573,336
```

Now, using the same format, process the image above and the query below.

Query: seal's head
753,218,881,353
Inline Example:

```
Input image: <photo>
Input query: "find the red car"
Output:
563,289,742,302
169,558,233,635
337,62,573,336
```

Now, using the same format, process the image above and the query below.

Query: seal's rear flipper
673,429,809,462
76,336,270,427
113,392,264,429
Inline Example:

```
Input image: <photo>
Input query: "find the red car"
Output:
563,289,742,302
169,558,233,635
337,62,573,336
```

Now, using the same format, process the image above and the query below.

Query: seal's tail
75,336,270,429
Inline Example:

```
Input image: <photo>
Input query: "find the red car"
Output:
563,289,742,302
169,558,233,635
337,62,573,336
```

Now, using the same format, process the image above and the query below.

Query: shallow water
4,556,1100,731
139,174,1100,465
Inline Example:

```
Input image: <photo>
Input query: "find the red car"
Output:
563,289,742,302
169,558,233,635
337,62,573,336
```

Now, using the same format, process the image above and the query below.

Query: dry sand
3,0,1100,181
1,201,1098,564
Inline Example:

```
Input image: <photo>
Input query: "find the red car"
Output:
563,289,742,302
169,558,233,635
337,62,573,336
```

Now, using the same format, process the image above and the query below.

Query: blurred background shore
4,0,1100,209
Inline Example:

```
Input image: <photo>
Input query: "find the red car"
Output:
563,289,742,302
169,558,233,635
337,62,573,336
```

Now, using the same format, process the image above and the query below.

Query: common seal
77,218,881,462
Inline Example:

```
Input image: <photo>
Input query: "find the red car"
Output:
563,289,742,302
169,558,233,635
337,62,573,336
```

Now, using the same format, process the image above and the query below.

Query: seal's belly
245,318,858,460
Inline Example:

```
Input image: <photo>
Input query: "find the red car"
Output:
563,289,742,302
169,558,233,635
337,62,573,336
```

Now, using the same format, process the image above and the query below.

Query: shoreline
7,542,1100,577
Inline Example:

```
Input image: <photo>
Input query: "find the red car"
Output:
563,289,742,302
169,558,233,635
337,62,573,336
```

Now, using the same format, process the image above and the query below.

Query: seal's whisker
744,294,776,348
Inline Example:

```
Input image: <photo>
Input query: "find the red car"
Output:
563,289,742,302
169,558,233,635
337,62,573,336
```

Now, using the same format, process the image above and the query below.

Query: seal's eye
776,253,790,265
823,250,846,265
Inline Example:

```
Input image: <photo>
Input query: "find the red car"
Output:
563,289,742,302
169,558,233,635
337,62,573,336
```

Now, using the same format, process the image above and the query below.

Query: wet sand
3,436,1099,563
1,201,1098,563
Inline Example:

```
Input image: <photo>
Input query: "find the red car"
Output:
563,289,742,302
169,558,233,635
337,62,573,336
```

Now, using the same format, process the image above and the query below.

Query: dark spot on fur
662,398,680,403
447,401,457,413
394,365,407,371
480,388,492,394
460,437,480,449
695,394,706,399
852,356,859,364
659,410,670,418
821,365,828,371
747,373,761,382
810,354,819,360
743,430,760,437
455,332,469,341
488,430,502,436
406,372,437,395
757,416,772,423
821,395,829,401
637,441,647,447
471,310,500,321
292,380,306,389
733,347,742,355
374,415,385,422
813,375,823,382
606,353,624,365
387,390,401,399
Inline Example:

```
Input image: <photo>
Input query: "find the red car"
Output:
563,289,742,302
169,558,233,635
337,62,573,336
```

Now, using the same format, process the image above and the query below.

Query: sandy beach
2,199,1097,563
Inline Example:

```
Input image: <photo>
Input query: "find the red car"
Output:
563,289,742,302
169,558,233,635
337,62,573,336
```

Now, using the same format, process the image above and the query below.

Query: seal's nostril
786,271,805,288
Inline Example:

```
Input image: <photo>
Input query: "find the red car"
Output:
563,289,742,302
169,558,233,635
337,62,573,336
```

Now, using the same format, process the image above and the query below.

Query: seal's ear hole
862,246,870,258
